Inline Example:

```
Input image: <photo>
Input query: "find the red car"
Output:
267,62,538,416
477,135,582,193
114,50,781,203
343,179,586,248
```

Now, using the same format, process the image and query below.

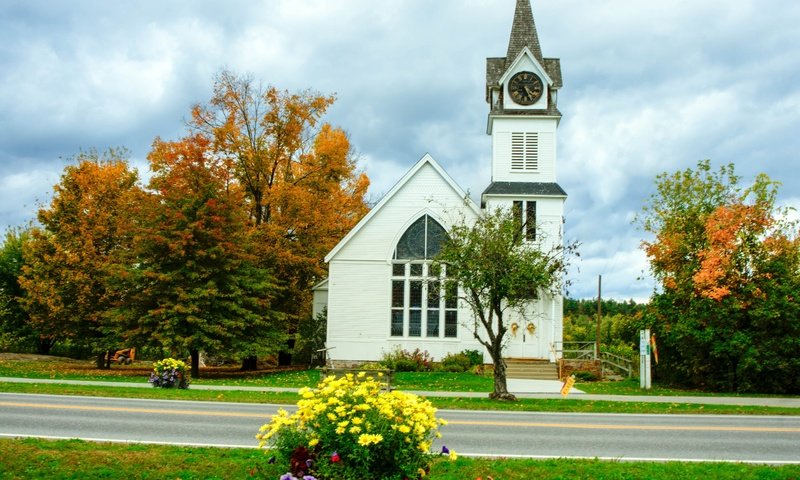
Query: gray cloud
1,0,797,301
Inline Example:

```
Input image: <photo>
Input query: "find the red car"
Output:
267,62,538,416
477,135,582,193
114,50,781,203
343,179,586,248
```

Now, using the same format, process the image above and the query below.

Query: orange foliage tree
639,160,800,392
190,70,370,367
19,150,140,366
110,134,282,378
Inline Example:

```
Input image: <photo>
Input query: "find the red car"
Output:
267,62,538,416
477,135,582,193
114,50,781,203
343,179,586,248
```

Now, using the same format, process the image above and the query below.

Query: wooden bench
321,367,394,391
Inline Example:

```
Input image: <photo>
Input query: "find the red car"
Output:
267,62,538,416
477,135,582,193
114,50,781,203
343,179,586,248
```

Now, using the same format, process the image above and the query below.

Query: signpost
639,329,651,389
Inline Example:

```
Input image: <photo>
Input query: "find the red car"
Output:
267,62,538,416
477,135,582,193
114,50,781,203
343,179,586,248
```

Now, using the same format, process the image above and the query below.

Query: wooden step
504,358,558,380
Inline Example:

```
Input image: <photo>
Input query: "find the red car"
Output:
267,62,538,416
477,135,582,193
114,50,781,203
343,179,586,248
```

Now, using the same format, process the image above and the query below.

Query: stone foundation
559,359,602,380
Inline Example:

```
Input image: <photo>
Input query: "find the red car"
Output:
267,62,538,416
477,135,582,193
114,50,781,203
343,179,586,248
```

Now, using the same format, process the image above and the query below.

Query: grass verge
0,437,798,479
3,381,800,415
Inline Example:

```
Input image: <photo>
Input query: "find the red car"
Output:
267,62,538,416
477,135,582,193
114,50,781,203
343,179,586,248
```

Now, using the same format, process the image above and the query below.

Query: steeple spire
505,0,543,68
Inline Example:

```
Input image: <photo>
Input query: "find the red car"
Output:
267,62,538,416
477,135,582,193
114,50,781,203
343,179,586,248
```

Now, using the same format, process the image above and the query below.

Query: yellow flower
308,438,319,447
357,433,384,446
448,449,458,461
417,468,427,477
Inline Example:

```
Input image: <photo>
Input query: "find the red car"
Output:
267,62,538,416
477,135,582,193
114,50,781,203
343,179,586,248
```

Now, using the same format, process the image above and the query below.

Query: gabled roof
324,154,481,263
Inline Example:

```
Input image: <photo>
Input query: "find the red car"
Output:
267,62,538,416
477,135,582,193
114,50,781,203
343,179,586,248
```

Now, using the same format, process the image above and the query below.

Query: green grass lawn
3,381,799,416
576,377,800,397
2,355,799,417
1,437,798,480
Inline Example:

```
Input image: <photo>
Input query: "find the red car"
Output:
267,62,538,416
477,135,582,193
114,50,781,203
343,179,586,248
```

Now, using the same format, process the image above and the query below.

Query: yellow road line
3,401,800,433
0,401,266,418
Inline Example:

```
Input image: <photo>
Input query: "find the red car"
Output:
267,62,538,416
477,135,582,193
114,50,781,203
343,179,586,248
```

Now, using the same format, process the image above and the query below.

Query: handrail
553,341,634,378
599,350,633,378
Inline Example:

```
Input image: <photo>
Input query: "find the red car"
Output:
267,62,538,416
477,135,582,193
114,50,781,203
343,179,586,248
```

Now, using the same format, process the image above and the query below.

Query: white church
316,0,566,366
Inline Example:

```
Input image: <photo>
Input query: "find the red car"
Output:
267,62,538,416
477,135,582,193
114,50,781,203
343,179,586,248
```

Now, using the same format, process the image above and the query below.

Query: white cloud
1,0,798,300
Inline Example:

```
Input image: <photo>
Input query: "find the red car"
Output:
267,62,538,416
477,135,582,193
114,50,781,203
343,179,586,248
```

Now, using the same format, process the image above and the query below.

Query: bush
148,358,190,388
572,370,599,382
257,373,456,480
438,353,472,373
379,347,433,372
460,349,484,367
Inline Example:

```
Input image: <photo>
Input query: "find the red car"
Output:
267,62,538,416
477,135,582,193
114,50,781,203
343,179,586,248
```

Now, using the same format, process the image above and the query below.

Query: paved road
2,392,799,463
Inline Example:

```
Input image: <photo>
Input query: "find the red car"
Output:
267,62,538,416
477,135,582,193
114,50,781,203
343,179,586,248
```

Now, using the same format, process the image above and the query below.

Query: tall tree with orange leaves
19,149,140,365
638,160,800,393
191,71,369,368
110,134,282,378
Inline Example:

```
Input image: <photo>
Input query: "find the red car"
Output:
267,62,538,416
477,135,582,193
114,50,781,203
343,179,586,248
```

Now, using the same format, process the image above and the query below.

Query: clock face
508,71,543,106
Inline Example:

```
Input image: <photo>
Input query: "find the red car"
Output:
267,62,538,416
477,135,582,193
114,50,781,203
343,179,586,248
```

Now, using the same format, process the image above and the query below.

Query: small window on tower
510,132,539,171
512,201,537,241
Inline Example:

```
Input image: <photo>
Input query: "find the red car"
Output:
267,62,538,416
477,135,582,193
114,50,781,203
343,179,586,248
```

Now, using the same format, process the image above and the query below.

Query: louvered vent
511,132,538,170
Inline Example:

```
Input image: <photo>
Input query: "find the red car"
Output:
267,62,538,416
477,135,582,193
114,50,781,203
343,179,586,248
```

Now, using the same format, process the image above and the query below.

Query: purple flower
440,445,450,455
279,473,297,480
305,459,314,468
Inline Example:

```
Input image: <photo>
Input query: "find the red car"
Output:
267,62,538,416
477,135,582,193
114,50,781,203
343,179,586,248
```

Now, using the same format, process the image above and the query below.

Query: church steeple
485,1,561,119
505,0,543,69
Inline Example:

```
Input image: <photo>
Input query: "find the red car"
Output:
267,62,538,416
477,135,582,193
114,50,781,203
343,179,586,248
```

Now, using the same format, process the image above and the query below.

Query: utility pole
595,275,602,359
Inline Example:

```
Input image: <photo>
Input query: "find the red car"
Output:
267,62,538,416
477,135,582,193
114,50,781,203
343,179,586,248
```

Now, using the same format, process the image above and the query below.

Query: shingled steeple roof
505,0,543,69
485,0,562,111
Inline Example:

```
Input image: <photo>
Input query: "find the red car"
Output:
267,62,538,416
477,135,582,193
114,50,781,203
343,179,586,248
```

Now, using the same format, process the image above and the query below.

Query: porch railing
552,341,634,378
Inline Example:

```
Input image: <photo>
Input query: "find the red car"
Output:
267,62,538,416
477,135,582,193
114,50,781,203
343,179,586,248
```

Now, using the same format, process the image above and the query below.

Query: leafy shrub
257,372,456,480
601,343,636,360
438,353,472,373
379,347,433,372
148,358,190,388
460,349,484,367
572,370,599,382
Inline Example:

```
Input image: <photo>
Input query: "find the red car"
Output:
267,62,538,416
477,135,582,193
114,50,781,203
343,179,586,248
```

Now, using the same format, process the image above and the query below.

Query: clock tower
482,0,566,359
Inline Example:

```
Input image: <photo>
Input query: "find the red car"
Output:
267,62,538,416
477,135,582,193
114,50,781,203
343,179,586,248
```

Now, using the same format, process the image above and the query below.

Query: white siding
326,160,484,363
483,196,564,253
491,117,558,183
333,163,475,261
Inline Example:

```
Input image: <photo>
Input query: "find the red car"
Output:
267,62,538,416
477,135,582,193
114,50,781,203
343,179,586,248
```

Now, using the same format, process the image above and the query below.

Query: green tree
638,160,800,392
112,134,282,378
0,228,33,349
434,208,576,400
19,150,139,363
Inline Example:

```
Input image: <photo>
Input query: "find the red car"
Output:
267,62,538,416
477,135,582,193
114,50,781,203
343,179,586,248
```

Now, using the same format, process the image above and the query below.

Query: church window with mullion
513,200,537,241
391,215,457,338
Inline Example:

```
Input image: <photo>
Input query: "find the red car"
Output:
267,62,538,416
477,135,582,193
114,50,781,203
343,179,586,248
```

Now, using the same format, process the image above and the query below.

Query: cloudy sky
1,0,798,301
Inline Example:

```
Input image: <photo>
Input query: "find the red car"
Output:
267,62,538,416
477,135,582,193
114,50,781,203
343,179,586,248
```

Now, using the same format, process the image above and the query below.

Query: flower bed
258,371,454,479
148,358,190,389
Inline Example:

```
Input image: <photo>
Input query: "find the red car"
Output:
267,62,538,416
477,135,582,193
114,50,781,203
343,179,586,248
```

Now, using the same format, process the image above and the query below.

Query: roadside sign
560,375,576,397
640,329,651,389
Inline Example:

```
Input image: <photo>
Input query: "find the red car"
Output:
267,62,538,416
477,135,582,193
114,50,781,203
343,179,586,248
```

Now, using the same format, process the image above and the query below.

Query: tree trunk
36,337,55,355
95,352,108,369
488,342,517,401
190,349,200,379
241,355,258,371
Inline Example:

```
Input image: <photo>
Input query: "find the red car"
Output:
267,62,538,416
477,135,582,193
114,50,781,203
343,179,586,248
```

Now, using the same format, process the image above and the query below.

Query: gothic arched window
390,215,457,338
